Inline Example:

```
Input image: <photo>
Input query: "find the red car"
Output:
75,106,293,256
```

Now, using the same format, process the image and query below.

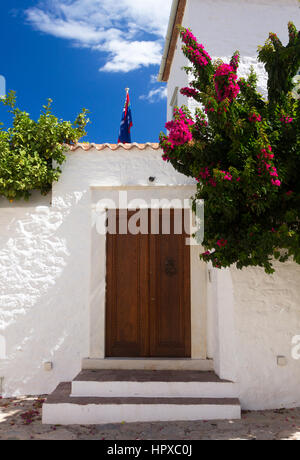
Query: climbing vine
160,23,300,273
0,91,89,201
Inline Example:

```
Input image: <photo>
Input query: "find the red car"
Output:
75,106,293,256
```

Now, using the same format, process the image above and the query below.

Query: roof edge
68,143,160,152
158,0,187,82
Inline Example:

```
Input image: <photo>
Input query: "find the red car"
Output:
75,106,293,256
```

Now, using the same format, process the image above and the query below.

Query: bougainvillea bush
0,91,89,201
160,24,300,273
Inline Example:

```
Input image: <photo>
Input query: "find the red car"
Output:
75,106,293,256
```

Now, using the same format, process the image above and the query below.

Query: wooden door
105,209,191,358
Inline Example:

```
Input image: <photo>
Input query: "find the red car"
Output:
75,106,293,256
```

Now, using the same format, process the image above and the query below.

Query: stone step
82,358,214,371
42,383,241,425
71,370,238,398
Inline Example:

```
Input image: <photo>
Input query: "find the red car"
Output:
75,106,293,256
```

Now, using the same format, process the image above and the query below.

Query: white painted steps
42,370,241,425
71,370,238,399
43,383,241,425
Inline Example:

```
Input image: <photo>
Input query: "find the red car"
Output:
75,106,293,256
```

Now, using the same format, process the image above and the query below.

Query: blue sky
0,0,172,143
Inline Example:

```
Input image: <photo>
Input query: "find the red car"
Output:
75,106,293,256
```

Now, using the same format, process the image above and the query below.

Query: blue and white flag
118,90,133,143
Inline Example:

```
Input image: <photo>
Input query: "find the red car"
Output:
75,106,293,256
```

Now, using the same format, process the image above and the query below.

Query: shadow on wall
0,192,90,397
0,192,52,209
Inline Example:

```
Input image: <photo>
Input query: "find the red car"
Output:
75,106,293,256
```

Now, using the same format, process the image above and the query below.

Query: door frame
89,185,207,361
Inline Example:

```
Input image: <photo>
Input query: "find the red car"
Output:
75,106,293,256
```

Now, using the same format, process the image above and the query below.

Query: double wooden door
105,209,191,358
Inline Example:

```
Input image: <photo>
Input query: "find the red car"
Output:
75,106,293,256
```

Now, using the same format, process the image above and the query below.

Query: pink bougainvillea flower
220,170,233,181
180,87,199,98
271,179,281,187
258,145,282,186
161,108,195,158
216,238,228,248
214,63,240,103
197,167,218,188
270,167,279,177
249,113,262,123
280,116,293,124
261,146,275,160
230,53,240,72
180,29,212,68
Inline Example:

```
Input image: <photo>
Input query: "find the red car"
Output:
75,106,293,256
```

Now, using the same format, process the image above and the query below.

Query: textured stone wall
0,147,195,397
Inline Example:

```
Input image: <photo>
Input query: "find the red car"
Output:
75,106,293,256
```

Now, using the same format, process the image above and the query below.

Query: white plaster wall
167,9,190,121
206,262,300,410
0,146,300,409
0,195,86,397
186,0,300,57
0,147,195,397
231,261,300,410
167,0,300,118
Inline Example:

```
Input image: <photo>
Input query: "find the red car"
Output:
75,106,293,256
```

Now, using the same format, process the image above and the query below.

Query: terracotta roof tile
69,143,160,152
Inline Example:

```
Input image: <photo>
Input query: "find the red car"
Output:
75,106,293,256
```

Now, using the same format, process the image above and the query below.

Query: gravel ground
0,395,300,440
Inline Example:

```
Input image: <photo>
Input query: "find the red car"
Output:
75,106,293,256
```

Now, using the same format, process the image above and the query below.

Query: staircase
42,369,241,425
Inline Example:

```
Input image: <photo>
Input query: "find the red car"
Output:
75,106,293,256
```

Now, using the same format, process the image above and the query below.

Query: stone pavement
0,395,299,440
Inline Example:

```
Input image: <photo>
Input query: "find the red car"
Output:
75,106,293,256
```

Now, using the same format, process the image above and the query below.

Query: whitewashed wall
0,0,300,406
0,145,300,409
167,0,300,119
232,262,300,410
0,146,195,397
207,262,300,410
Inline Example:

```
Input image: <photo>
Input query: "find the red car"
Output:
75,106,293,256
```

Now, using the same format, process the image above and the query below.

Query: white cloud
140,86,167,103
150,74,159,84
25,0,172,73
100,40,163,73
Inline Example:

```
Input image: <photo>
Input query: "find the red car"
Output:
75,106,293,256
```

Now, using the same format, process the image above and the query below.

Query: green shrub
0,91,89,201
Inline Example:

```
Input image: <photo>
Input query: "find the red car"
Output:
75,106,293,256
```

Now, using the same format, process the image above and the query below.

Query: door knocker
165,257,177,277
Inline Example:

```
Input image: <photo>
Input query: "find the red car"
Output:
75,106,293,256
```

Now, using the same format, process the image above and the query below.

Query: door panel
106,209,191,358
106,211,149,357
149,210,191,357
